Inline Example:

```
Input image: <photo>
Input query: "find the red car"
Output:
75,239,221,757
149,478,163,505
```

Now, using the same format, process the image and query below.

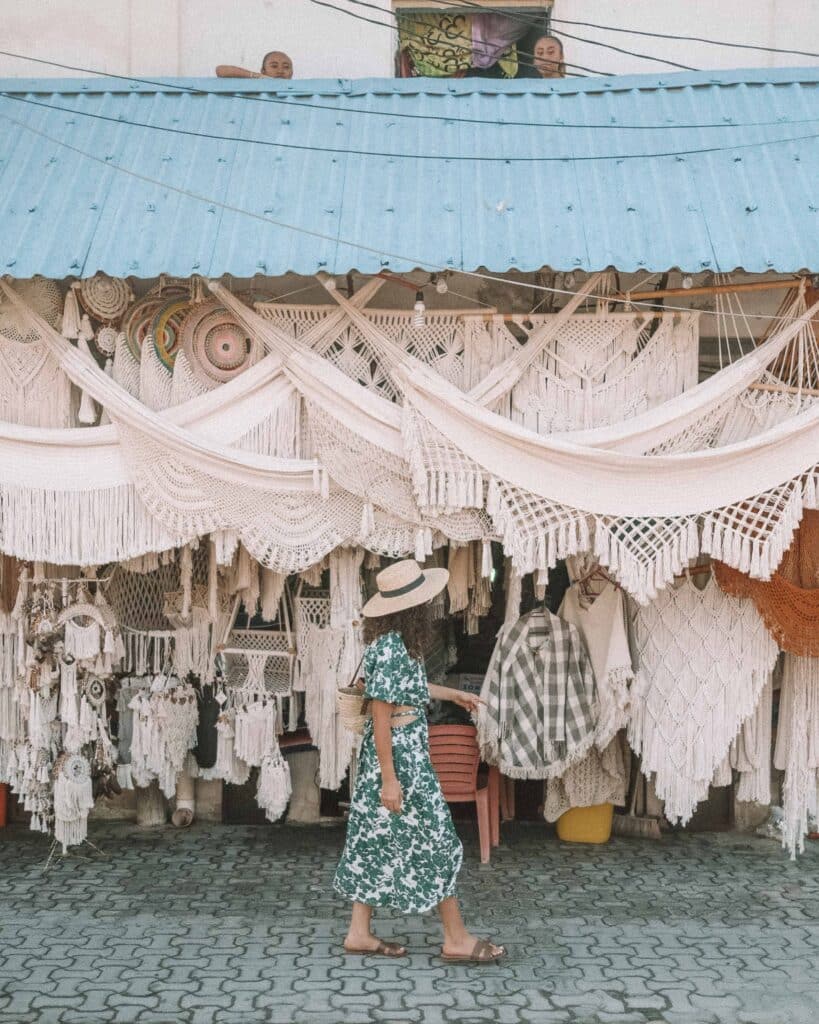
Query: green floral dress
333,631,464,914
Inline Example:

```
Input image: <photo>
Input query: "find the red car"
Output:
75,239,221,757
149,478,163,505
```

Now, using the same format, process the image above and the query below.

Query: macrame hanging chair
222,585,296,696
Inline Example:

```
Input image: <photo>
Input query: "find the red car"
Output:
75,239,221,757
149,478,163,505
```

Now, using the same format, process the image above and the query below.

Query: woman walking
333,559,506,963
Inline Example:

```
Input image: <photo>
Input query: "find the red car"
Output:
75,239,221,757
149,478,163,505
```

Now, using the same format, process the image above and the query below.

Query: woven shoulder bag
336,654,370,735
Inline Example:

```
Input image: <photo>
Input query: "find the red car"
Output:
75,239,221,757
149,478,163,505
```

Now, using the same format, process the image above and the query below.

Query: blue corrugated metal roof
0,67,816,278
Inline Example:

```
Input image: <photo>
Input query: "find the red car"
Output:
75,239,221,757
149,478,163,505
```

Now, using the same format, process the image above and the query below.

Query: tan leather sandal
343,939,408,957
440,937,506,963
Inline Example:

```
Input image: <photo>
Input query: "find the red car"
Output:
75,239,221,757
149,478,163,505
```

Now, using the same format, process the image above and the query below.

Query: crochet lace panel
629,576,778,826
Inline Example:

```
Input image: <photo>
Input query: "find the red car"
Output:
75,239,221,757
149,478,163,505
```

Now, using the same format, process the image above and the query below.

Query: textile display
0,572,122,845
399,357,819,602
128,678,199,797
477,609,598,779
629,574,778,826
557,582,633,749
773,654,819,858
730,674,774,806
714,510,819,656
543,581,633,820
510,313,699,434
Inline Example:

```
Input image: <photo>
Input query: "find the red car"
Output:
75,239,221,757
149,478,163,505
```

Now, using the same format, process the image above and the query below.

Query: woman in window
533,35,566,78
333,559,506,963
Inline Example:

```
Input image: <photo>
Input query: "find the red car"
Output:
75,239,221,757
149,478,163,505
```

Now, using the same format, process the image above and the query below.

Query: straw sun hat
361,559,449,618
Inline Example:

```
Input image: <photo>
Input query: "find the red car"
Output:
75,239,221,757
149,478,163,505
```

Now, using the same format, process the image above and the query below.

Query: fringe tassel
61,285,82,340
0,482,186,565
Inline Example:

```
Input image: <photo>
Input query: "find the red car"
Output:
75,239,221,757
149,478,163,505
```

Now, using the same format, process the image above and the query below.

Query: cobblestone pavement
0,820,817,1024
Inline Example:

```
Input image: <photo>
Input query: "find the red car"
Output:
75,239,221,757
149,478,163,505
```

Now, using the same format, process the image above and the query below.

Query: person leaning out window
216,50,293,79
533,35,566,78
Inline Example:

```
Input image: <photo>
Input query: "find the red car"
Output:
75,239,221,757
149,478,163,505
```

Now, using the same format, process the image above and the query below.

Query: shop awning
0,67,816,278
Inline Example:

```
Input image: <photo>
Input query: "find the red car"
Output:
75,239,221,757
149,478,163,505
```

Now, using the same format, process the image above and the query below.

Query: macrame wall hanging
128,677,199,797
773,654,819,858
509,312,699,434
629,573,778,827
256,742,292,822
52,752,94,853
0,278,73,427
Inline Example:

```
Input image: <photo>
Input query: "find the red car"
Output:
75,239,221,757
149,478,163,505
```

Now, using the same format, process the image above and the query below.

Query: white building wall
0,1,815,82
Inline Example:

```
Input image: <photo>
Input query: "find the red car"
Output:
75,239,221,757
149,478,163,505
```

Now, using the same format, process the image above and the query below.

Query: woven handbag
336,654,370,735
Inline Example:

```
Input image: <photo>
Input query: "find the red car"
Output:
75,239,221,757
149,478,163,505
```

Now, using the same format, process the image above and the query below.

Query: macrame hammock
505,310,699,433
714,510,819,657
0,282,487,569
211,281,493,558
397,295,819,603
219,276,819,604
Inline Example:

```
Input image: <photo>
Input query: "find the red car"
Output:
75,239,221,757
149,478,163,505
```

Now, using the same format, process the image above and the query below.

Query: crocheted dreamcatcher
53,752,94,853
95,326,120,357
180,301,260,385
82,675,107,710
79,273,133,324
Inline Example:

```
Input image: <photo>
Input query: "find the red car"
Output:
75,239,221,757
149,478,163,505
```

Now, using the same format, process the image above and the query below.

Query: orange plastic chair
428,724,500,864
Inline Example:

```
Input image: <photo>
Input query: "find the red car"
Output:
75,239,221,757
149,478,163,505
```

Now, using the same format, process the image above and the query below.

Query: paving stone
1,822,818,1024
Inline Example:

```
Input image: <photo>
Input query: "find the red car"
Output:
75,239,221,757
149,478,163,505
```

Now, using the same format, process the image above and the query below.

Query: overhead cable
0,107,811,326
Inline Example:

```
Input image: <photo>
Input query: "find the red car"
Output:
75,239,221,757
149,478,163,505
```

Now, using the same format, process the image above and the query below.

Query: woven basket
337,687,371,735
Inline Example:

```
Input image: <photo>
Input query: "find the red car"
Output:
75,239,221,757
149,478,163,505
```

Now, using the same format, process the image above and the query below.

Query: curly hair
362,601,432,662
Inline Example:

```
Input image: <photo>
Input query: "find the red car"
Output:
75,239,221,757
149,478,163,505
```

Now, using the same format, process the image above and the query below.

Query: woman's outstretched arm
428,684,486,714
215,65,261,78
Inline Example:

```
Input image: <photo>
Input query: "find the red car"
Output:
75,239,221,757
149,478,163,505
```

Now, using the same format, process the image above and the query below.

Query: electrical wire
542,27,696,71
0,107,810,325
3,92,816,163
549,16,819,59
308,0,611,75
339,0,696,71
1,49,814,134
416,0,819,58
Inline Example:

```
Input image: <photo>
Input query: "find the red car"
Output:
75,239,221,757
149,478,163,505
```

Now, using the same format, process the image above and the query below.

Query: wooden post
135,781,167,827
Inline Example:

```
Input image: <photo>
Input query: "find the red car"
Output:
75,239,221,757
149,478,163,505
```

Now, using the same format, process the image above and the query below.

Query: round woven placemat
181,301,258,384
122,288,187,361
79,273,133,323
152,297,192,370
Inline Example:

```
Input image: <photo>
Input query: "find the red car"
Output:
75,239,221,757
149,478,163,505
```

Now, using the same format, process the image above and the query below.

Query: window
393,2,552,80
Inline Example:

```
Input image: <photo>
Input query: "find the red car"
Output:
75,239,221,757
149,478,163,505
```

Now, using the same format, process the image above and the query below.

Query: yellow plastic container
556,803,614,844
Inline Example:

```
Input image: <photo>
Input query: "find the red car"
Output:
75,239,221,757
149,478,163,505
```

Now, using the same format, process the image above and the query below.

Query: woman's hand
449,690,487,716
427,684,487,716
380,777,403,814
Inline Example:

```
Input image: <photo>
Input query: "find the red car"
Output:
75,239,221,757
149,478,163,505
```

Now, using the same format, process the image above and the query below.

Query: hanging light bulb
433,273,448,295
413,291,426,329
682,275,694,290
